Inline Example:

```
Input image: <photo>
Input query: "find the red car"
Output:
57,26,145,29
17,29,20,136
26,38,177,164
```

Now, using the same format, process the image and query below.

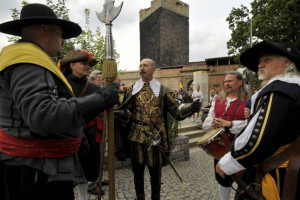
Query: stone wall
169,135,190,161
140,2,189,67
119,67,183,91
118,63,239,106
140,0,189,22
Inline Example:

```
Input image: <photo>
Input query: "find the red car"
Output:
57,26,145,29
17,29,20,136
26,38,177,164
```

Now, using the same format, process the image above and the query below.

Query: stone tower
139,0,189,67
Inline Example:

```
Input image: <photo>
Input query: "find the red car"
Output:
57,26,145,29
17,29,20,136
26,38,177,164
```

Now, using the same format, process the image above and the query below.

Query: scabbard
158,146,183,183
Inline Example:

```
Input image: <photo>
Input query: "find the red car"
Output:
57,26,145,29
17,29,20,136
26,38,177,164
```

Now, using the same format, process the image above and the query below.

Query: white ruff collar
132,78,161,97
251,74,300,113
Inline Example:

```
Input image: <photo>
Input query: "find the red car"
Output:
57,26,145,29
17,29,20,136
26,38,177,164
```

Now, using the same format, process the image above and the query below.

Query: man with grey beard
216,41,300,200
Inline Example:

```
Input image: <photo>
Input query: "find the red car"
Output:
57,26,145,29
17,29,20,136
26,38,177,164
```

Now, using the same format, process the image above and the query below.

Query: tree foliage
227,0,300,63
7,0,120,71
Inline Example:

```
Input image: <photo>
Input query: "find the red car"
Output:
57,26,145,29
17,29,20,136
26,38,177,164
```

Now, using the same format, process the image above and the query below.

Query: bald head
139,58,156,82
141,58,156,68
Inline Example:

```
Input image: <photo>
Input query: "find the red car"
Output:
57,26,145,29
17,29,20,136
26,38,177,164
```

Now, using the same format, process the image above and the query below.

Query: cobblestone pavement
75,117,237,200
75,147,236,200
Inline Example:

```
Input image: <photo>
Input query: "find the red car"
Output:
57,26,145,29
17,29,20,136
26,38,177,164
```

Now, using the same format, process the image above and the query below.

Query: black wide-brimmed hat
0,3,81,39
240,40,300,72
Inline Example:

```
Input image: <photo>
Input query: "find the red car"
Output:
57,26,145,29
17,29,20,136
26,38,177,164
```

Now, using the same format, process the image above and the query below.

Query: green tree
227,0,300,90
75,8,120,71
227,0,300,62
226,5,251,62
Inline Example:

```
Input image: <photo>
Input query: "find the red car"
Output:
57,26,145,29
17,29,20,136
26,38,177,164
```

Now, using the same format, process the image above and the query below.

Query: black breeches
0,163,74,200
131,142,162,200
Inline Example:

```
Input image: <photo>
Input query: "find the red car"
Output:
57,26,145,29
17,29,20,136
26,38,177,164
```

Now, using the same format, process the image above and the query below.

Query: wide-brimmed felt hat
0,3,81,39
240,40,300,72
60,50,98,68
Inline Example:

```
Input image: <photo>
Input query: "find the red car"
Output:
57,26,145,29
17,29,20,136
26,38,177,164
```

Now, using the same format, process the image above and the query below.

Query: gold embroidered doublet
128,83,165,143
128,83,167,166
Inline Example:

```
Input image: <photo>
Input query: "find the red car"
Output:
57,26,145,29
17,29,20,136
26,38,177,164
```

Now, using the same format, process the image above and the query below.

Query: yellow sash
262,144,290,200
0,42,74,96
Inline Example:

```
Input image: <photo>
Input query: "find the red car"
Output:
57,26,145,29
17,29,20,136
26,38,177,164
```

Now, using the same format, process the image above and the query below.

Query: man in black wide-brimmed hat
216,40,300,200
0,3,119,200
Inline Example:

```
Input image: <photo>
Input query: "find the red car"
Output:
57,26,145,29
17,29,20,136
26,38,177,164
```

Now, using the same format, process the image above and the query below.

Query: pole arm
105,23,114,59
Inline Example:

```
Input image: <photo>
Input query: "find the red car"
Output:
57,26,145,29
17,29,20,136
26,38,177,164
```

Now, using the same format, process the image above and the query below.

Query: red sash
0,127,81,158
84,116,103,142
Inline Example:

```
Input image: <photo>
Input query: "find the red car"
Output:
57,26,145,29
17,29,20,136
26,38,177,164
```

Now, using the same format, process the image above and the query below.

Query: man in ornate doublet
120,58,200,200
216,41,300,200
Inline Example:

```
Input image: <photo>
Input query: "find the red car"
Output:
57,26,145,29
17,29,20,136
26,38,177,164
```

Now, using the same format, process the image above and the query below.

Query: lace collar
132,78,161,97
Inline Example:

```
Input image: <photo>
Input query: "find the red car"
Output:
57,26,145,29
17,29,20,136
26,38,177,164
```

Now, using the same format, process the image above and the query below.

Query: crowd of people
0,3,299,200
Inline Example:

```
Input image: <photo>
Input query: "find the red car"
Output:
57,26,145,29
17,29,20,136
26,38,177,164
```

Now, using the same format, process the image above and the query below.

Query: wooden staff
101,59,118,200
98,112,107,200
96,1,123,199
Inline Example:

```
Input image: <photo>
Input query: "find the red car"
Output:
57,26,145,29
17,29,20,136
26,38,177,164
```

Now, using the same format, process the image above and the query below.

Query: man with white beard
216,41,300,200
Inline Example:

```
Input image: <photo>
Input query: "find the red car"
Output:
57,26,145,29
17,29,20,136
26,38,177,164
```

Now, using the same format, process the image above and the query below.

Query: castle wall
118,63,240,107
140,0,189,67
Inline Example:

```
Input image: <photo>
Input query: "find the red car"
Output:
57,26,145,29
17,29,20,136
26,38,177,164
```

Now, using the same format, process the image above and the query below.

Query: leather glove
96,83,120,107
191,99,201,113
114,109,132,123
77,83,120,122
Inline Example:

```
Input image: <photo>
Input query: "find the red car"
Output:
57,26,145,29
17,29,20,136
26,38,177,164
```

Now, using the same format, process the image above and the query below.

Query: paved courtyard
75,147,236,200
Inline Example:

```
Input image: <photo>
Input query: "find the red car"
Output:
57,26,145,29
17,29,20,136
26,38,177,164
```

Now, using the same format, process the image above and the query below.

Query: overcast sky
0,0,252,71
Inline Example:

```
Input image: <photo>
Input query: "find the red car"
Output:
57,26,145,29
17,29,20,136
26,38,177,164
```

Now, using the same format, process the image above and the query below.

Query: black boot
134,175,145,200
149,163,162,200
132,161,145,200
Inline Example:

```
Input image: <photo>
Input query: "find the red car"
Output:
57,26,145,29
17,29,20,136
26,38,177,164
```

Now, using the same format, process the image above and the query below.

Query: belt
133,119,151,126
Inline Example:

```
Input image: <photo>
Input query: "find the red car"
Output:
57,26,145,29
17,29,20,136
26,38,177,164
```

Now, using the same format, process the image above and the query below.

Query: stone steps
178,123,200,133
178,122,205,148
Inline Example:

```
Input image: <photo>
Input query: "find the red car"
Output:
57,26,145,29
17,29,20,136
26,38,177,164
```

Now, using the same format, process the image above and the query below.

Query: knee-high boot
149,164,162,200
132,161,145,200
134,174,145,200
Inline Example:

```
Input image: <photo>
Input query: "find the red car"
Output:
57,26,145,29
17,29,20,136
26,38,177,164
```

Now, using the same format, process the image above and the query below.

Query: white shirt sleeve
219,108,261,175
219,152,246,175
202,101,215,132
191,91,196,99
229,120,248,135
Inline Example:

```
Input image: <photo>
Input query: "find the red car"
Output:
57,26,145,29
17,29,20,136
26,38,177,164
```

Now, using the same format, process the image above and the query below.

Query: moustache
140,71,145,75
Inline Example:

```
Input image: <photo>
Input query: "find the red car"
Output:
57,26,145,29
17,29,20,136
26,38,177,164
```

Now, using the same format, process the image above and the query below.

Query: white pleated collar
132,78,161,97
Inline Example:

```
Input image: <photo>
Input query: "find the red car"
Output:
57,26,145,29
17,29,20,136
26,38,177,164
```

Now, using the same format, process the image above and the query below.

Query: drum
197,128,233,160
